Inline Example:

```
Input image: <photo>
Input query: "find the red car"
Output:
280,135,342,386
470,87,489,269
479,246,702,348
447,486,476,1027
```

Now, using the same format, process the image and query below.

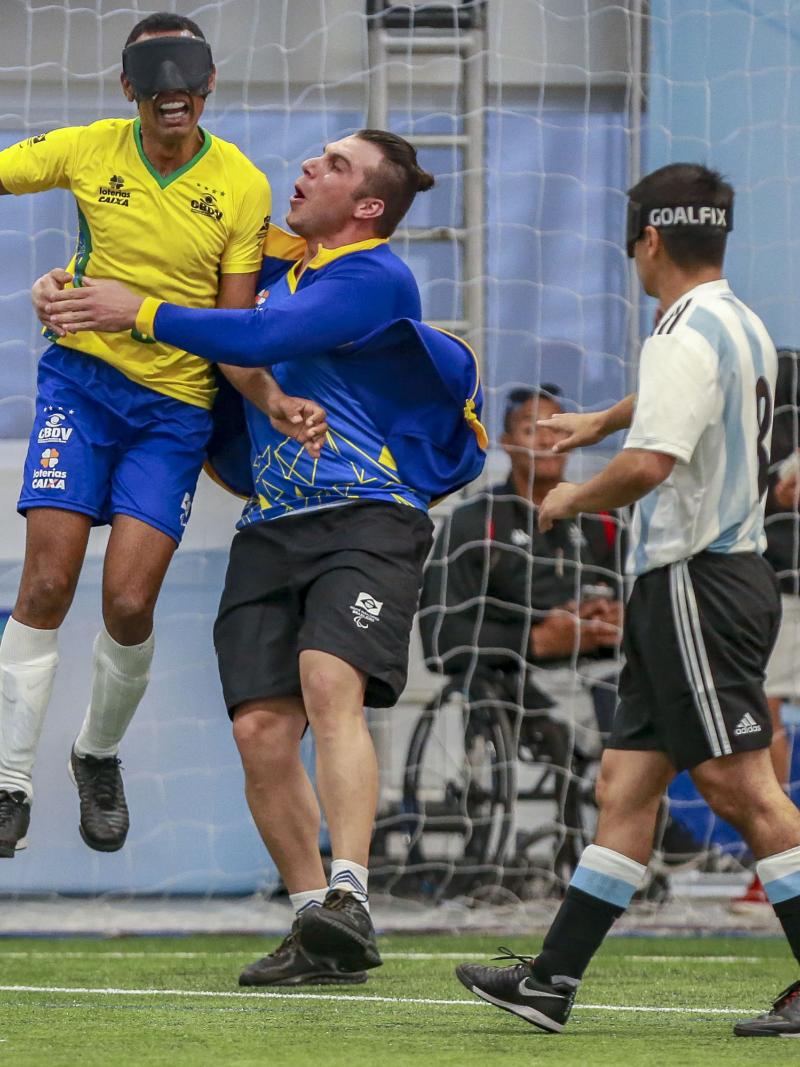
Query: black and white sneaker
297,889,383,973
0,790,30,857
69,746,129,852
239,920,368,987
734,980,800,1037
455,948,578,1033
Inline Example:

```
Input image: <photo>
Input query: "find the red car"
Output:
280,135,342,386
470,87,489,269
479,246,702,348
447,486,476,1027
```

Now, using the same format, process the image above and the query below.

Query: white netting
0,0,797,932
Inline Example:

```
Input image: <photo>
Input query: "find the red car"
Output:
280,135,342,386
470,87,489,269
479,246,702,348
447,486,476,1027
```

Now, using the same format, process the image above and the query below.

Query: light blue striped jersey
625,279,777,575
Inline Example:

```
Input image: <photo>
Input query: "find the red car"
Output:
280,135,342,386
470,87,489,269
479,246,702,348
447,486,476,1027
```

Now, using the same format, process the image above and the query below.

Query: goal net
0,0,797,933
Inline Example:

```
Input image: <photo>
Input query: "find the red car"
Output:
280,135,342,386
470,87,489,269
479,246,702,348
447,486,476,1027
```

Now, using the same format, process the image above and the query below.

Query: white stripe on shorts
668,561,725,758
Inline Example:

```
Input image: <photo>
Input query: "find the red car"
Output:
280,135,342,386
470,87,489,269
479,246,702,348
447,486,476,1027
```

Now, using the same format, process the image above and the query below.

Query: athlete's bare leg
232,698,327,893
300,649,378,868
14,507,92,627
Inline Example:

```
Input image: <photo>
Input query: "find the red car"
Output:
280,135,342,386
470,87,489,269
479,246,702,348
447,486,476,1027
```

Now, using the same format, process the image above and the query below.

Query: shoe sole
454,967,564,1033
239,971,368,987
734,1025,800,1037
298,909,383,972
68,758,128,853
0,837,26,858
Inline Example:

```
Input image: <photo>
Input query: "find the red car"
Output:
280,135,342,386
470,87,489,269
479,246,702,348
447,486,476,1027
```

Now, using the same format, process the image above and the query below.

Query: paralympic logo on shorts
351,592,383,629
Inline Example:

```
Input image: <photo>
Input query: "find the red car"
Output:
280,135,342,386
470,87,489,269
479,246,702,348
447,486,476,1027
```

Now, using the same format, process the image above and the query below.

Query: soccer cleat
239,920,368,987
455,947,578,1033
730,875,772,916
0,790,31,857
69,746,129,852
297,888,383,972
734,980,800,1037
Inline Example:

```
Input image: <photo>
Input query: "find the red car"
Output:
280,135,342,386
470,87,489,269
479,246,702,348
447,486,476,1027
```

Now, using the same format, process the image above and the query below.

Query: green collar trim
133,118,212,189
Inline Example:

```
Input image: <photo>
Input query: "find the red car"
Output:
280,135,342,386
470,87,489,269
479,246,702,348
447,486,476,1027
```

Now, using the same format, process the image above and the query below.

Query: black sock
532,886,624,983
773,895,800,966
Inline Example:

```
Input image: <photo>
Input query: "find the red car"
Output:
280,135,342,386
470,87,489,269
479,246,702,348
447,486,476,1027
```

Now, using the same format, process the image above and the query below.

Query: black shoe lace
491,946,536,967
83,757,123,808
269,926,299,959
325,889,365,910
0,791,24,827
774,980,800,1009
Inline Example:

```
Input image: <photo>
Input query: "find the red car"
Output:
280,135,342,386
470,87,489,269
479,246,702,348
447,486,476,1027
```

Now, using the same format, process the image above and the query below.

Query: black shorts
608,552,781,771
214,501,434,715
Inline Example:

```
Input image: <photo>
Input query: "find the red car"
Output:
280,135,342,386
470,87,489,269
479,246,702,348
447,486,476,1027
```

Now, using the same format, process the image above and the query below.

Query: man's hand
536,411,608,454
46,277,144,334
530,600,621,658
538,482,581,532
32,268,73,337
266,391,328,460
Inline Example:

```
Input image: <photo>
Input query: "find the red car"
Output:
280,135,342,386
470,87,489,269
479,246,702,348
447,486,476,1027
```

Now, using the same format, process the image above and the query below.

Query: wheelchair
380,668,599,901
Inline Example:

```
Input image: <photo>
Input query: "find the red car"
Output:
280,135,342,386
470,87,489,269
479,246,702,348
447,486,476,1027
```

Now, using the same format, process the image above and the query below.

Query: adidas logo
734,712,762,736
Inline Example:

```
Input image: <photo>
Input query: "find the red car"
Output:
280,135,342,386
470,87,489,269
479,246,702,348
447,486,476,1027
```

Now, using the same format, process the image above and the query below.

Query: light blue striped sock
757,845,800,905
569,844,647,908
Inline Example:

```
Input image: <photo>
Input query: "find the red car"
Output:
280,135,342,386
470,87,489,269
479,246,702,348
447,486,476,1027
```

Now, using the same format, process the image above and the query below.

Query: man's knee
16,568,75,625
301,654,366,738
232,706,302,771
102,588,157,636
692,758,771,829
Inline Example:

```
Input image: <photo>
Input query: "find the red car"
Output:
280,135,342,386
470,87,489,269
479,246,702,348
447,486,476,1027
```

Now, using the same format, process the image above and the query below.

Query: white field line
0,951,766,963
0,983,759,1015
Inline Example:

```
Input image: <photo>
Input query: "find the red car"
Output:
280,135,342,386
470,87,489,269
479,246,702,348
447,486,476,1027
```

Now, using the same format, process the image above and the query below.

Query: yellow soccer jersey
0,118,270,409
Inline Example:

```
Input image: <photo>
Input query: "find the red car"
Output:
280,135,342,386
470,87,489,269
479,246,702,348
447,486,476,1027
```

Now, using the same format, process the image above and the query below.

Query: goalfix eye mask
626,200,733,257
122,36,214,100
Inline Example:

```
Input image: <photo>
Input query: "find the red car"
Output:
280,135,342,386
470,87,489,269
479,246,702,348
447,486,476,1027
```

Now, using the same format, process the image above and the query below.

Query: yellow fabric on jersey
0,119,270,409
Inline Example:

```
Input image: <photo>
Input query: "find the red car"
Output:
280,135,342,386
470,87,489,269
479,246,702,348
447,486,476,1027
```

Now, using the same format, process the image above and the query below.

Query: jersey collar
659,278,731,321
287,237,389,293
132,118,212,190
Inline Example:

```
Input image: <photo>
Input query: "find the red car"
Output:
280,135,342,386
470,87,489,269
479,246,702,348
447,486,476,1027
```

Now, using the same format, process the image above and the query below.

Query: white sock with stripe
289,888,327,916
330,858,369,912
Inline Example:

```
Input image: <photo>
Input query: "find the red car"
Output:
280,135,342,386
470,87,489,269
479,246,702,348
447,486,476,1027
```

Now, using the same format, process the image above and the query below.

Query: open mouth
157,99,191,121
289,183,307,206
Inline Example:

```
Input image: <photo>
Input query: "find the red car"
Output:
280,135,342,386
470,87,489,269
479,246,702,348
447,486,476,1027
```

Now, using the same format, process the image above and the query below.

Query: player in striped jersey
456,164,800,1037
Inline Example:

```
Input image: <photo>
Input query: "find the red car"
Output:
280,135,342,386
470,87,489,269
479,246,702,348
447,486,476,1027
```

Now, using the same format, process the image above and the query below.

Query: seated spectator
419,384,625,760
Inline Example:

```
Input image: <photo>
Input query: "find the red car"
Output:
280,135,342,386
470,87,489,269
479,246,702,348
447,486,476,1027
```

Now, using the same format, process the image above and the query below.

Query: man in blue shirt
48,129,486,987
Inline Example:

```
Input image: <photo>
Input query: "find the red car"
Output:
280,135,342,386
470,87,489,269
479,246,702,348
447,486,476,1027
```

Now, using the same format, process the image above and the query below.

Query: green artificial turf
0,933,797,1066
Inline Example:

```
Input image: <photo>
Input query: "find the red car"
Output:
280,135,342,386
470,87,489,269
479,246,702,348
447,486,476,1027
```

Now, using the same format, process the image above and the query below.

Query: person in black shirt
419,384,623,764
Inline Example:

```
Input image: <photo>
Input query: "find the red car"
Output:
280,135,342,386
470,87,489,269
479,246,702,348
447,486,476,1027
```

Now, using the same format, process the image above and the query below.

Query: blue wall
646,0,800,347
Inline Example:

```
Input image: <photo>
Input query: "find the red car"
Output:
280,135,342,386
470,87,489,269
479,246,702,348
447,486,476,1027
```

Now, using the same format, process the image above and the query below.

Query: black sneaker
0,790,30,858
239,920,368,987
297,889,382,973
734,979,800,1037
455,947,578,1033
69,746,129,852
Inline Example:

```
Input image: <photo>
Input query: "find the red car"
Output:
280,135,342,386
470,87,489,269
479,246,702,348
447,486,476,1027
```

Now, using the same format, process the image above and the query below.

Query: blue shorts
18,345,212,544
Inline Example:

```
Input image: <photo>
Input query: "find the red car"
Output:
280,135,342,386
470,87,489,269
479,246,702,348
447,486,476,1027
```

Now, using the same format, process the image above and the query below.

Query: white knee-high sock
74,625,154,759
0,618,59,800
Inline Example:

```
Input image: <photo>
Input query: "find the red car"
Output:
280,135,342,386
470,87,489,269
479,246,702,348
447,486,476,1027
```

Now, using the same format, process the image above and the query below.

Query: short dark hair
126,13,206,47
352,130,435,238
503,384,562,433
628,163,734,270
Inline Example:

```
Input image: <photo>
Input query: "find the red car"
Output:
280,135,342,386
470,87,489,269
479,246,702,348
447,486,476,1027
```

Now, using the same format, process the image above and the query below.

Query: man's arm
45,264,401,367
538,394,636,454
538,449,675,532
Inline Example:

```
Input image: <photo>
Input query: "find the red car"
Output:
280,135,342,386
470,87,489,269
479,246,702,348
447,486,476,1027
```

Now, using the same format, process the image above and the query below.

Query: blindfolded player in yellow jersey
0,12,325,861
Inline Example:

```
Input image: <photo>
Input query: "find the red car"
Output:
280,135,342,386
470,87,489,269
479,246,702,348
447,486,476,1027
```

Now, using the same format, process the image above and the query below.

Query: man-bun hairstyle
353,129,435,237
